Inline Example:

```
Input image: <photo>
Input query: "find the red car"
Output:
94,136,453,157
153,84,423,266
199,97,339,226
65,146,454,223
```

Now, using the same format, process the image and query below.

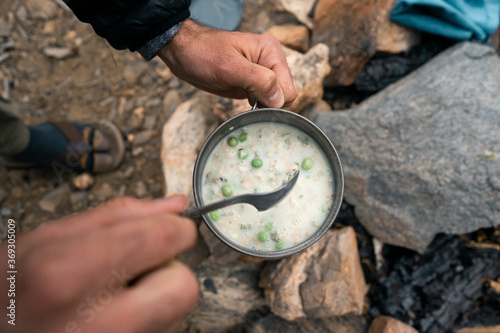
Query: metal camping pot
192,105,344,258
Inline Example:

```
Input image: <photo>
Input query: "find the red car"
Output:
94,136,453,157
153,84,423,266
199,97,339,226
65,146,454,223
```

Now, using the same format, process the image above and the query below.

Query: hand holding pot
158,19,297,109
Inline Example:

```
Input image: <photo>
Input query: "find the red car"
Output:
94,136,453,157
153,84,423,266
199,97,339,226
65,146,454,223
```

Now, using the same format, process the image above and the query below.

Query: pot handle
252,99,258,110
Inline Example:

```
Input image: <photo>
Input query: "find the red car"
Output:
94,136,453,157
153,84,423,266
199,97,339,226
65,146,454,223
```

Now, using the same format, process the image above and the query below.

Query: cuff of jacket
137,22,182,61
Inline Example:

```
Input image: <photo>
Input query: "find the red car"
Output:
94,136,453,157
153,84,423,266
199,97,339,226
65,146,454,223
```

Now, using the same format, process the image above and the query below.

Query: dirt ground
0,0,278,233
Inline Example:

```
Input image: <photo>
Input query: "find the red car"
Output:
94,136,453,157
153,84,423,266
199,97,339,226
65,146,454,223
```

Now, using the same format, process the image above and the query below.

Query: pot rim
192,108,344,258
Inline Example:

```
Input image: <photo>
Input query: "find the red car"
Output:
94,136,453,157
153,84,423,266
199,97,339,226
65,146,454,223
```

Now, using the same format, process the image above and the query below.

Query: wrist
157,19,204,66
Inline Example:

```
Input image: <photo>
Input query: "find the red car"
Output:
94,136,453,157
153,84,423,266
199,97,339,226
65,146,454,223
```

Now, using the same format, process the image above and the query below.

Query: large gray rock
316,42,500,252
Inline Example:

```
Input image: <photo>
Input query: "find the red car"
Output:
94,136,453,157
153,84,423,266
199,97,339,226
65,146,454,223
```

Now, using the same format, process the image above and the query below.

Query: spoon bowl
185,170,300,219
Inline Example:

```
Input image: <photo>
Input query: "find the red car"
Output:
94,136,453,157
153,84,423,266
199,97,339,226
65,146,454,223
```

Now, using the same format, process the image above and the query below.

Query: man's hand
0,195,199,333
158,19,297,109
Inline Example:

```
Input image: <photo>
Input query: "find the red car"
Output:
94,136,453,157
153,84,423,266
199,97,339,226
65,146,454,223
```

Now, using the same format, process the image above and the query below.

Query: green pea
275,241,284,250
301,158,313,170
265,223,273,231
227,136,238,147
239,132,248,142
258,231,268,242
251,158,263,168
222,184,233,197
209,211,220,222
238,148,249,160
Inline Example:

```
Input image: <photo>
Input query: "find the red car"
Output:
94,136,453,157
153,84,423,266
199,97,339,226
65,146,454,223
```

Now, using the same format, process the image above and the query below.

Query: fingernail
268,89,285,108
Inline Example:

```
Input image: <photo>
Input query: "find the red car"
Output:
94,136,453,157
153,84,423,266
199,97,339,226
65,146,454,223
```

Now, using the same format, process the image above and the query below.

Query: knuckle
105,196,138,212
259,71,278,93
259,34,281,49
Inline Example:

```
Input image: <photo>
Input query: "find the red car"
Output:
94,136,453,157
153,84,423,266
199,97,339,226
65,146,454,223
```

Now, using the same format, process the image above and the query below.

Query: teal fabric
391,0,500,40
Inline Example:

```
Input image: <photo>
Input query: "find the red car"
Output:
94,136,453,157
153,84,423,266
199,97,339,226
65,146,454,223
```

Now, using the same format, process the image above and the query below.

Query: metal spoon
185,170,300,219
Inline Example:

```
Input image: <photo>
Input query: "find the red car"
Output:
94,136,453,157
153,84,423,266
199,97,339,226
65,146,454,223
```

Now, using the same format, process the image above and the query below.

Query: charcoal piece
454,292,500,329
354,37,456,94
323,36,457,107
369,234,500,333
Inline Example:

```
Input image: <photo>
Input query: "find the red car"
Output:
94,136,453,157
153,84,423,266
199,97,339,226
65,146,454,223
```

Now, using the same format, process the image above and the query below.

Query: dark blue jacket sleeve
64,0,191,52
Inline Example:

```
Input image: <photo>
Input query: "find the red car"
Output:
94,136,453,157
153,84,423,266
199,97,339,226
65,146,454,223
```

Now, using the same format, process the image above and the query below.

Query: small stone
116,185,127,197
94,182,114,200
25,0,58,20
131,147,144,157
134,181,148,198
41,20,56,34
43,47,74,59
119,166,135,179
133,130,155,146
128,107,144,130
39,184,70,213
0,207,12,217
265,24,310,52
145,97,162,108
368,316,419,333
143,115,157,130
72,173,94,190
70,191,88,211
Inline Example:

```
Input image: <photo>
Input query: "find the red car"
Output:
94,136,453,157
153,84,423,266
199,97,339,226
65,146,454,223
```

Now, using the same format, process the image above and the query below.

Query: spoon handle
183,194,251,219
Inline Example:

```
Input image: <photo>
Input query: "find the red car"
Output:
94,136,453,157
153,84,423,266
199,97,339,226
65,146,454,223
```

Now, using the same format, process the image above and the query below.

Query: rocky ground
1,0,500,332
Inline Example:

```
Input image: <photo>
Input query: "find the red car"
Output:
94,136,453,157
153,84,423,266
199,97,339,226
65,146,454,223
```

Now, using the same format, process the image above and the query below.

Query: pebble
72,173,94,190
128,107,145,130
134,181,148,198
116,184,127,197
38,184,70,213
133,130,155,146
70,191,88,211
43,47,74,59
97,182,114,199
120,166,135,179
131,147,144,157
1,207,12,217
143,115,157,130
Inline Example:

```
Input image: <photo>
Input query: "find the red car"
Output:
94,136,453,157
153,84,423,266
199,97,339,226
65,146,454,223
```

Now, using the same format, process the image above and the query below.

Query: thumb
243,63,286,108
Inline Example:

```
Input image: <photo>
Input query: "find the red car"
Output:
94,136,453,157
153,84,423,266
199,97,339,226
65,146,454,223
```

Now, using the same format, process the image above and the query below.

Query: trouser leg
0,97,30,156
